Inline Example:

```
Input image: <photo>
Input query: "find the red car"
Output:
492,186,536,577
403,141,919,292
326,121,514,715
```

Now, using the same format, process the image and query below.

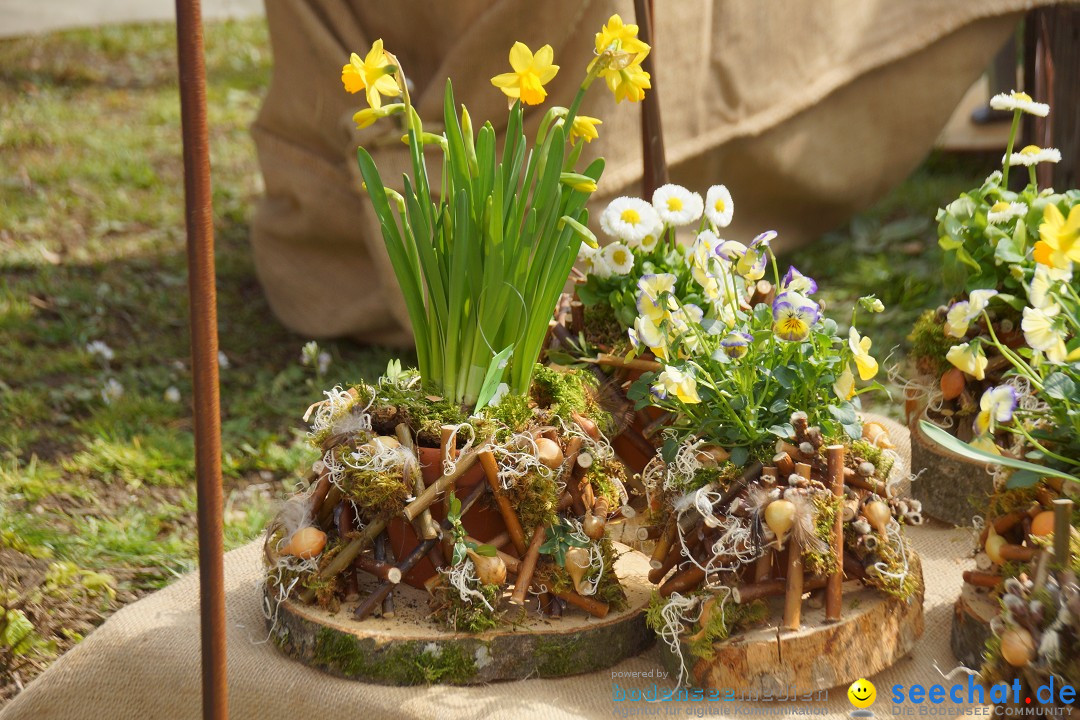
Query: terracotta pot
386,445,509,589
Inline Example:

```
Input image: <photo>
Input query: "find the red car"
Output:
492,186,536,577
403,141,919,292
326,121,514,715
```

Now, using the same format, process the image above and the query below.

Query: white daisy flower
101,378,124,405
164,386,181,403
637,225,662,252
705,185,734,228
599,197,662,246
989,91,1049,117
1004,145,1061,167
651,184,703,227
602,242,635,275
987,201,1028,225
585,251,613,279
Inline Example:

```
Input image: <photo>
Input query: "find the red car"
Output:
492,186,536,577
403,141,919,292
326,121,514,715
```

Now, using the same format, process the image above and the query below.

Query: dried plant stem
396,423,438,540
782,547,804,631
478,449,527,555
402,448,480,522
510,524,547,606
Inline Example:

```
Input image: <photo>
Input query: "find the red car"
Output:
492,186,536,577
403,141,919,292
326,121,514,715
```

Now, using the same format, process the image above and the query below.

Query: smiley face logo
847,678,876,709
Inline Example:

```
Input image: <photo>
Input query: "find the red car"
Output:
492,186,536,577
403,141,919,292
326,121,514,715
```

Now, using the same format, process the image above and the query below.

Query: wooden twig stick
593,353,662,372
396,423,438,540
441,425,457,516
402,448,479,522
963,570,1003,588
733,575,828,603
316,485,343,529
355,554,402,584
478,449,527,555
510,524,547,606
825,445,845,622
380,535,396,618
650,519,677,570
553,589,609,618
300,516,388,603
782,547,804,630
659,566,705,597
310,471,332,516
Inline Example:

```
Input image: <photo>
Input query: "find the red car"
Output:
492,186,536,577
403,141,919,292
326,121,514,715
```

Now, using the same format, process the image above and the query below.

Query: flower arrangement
617,231,922,684
906,92,1078,446
262,17,660,644
910,93,1079,703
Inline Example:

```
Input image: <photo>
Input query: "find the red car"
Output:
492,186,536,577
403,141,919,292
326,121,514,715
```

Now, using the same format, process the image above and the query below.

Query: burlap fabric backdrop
248,0,1047,344
2,417,993,719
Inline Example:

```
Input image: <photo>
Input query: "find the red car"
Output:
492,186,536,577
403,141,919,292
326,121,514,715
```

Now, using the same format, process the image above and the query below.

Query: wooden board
908,414,994,527
265,543,654,685
657,557,925,692
950,583,997,670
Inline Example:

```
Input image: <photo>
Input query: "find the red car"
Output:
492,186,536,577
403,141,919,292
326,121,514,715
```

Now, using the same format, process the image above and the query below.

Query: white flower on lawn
987,201,1028,225
602,242,635,275
86,341,115,362
599,197,662,246
101,378,124,405
705,185,734,228
317,351,332,375
1004,145,1061,167
989,91,1049,117
164,386,181,403
217,351,230,369
652,184,703,227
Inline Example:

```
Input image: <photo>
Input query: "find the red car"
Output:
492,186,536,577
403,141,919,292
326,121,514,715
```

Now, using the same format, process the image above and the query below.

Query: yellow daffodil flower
946,342,988,380
848,327,878,381
605,62,651,104
342,40,401,110
490,42,559,106
352,103,404,130
569,115,602,144
593,14,650,62
1034,203,1080,272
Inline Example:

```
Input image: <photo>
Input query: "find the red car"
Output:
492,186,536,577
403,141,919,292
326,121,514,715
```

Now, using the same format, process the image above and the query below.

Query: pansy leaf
773,366,796,390
767,423,795,439
828,403,858,425
1006,469,1042,489
730,446,749,468
1044,372,1076,400
662,436,680,464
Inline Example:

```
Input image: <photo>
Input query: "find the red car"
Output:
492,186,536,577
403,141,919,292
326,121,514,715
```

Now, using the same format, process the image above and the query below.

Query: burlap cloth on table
248,0,1052,345
1,416,989,719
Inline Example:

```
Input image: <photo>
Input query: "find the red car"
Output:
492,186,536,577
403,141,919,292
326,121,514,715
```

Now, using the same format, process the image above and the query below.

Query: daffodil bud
558,215,598,249
560,172,598,194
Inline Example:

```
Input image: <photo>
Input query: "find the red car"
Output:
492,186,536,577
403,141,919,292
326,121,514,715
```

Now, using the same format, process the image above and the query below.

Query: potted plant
614,229,924,689
261,16,662,681
904,92,1075,524
546,184,762,473
912,134,1078,698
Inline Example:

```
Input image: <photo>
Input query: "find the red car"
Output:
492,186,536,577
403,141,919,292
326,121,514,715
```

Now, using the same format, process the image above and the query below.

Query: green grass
0,19,398,698
0,15,992,702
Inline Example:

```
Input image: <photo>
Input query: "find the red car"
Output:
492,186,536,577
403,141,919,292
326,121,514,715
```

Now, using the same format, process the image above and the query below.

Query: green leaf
918,421,1080,486
730,446,749,467
452,542,466,566
1044,372,1076,400
1007,470,1043,489
473,544,498,557
448,493,462,518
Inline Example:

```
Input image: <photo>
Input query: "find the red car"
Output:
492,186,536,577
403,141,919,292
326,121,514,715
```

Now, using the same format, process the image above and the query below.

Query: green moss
588,537,628,612
908,310,958,374
849,439,895,481
313,628,479,684
586,459,626,509
529,365,612,432
483,392,534,436
804,493,841,576
582,302,628,352
432,582,501,633
354,381,470,446
687,597,769,660
507,471,560,532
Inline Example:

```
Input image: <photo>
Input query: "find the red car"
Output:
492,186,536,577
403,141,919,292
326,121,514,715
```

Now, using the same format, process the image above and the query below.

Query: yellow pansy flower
1033,203,1080,272
946,342,988,380
651,366,701,404
848,327,879,381
490,42,559,106
834,365,856,401
569,115,602,144
341,39,401,110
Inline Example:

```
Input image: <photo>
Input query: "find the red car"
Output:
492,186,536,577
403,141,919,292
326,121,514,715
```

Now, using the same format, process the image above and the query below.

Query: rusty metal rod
175,1,226,718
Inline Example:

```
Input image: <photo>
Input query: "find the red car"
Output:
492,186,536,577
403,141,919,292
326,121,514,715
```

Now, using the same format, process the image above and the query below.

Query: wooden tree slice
950,582,996,670
908,412,994,526
265,543,654,685
657,556,925,692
